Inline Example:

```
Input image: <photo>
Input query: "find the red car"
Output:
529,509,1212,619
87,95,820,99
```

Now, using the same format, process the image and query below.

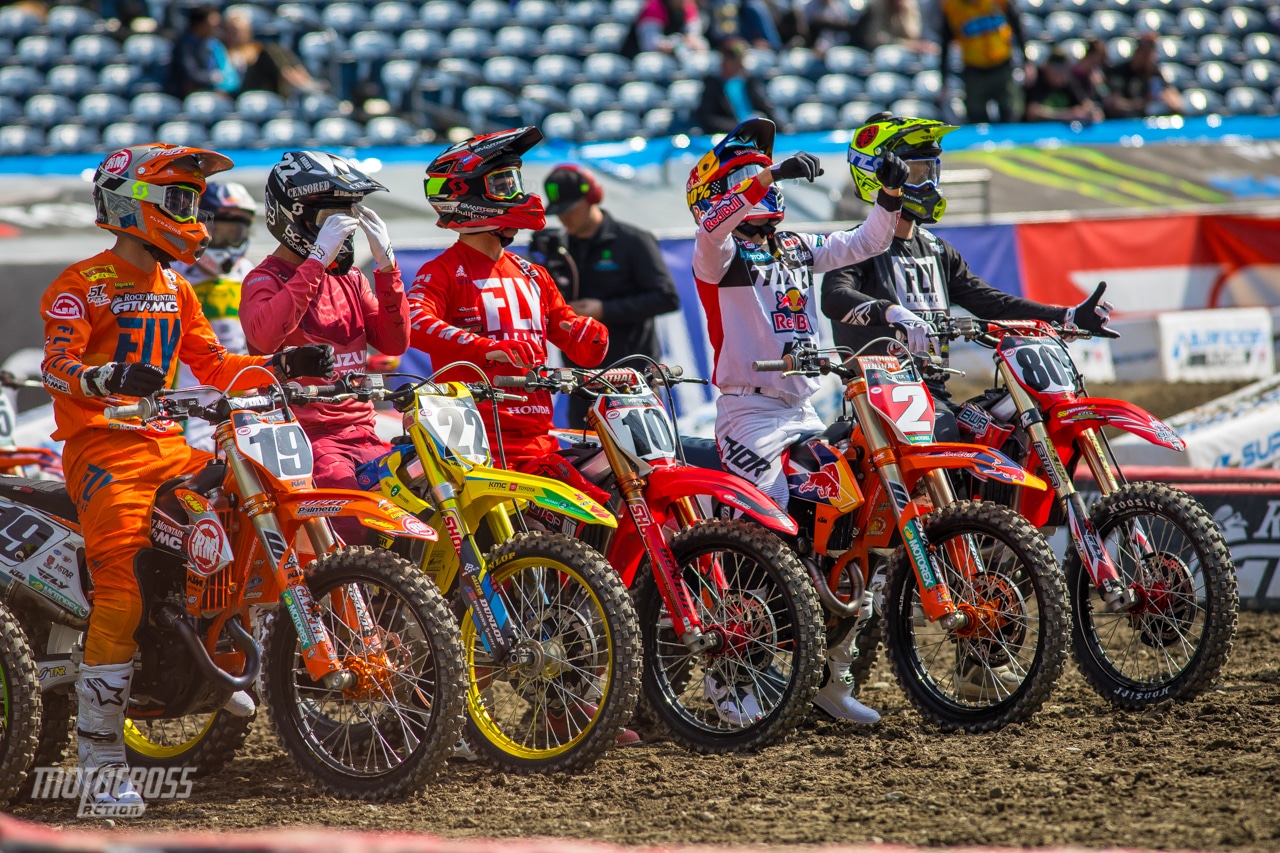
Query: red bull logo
794,461,843,501
772,288,811,333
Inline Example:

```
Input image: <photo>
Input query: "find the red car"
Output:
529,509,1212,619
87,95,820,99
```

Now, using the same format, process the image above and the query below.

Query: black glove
770,152,824,183
272,344,336,379
1065,282,1117,337
876,150,910,191
87,362,167,397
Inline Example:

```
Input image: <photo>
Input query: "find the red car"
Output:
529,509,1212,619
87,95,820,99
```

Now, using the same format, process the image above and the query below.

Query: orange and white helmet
91,143,235,265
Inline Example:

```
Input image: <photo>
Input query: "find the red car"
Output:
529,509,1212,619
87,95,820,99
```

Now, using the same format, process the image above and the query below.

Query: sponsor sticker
46,293,85,320
102,149,132,175
80,265,117,282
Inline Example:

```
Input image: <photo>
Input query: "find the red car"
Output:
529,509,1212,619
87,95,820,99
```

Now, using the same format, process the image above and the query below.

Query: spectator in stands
739,0,785,50
223,7,323,97
694,39,783,133
854,0,938,53
1073,38,1110,104
800,0,870,52
621,0,708,57
539,164,681,429
1024,46,1103,123
939,0,1026,124
167,4,239,98
1104,33,1183,119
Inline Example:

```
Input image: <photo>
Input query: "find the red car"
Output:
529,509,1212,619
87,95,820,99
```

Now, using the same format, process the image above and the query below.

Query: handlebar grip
753,359,789,372
104,401,145,421
496,391,528,403
666,364,684,378
494,374,530,388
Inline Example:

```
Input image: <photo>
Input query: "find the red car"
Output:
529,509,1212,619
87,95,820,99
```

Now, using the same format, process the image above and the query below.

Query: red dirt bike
497,363,825,752
937,316,1238,708
0,371,61,479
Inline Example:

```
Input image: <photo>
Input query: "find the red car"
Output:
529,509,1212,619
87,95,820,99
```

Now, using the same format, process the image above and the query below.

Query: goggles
904,158,940,187
207,218,251,249
724,163,765,191
313,205,357,226
484,168,526,201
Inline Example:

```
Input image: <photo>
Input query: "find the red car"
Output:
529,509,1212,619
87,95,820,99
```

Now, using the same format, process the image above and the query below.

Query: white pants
715,392,825,511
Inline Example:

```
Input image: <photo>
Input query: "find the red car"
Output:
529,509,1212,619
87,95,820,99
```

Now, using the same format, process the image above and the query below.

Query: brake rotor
1132,551,1197,648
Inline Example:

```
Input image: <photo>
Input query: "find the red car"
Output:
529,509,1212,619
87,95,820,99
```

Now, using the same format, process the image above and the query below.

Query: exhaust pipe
0,572,88,629
155,605,260,692
802,556,862,619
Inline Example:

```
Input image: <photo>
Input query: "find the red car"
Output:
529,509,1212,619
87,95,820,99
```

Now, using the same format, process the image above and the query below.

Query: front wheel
0,603,40,805
262,546,466,800
636,519,824,752
1068,482,1238,709
883,501,1069,732
462,532,641,774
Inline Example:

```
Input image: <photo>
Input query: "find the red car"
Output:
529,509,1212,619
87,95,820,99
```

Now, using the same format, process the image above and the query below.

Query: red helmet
424,127,546,232
686,117,781,224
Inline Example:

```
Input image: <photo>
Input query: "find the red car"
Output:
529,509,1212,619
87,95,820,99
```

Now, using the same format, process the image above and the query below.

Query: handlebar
752,359,790,373
493,374,528,389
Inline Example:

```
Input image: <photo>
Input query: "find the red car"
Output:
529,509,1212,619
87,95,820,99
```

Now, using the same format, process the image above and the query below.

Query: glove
483,339,539,368
356,204,395,271
85,362,166,397
876,150,910,191
885,304,935,354
308,214,360,267
1064,282,1116,337
271,344,335,379
770,152,824,183
560,316,606,348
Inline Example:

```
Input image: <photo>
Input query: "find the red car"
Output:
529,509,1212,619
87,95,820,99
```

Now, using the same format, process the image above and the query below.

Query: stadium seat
1020,13,1045,41
1243,32,1280,61
298,32,343,77
483,56,533,88
778,46,823,78
399,29,443,59
68,34,120,68
1106,37,1135,65
210,119,261,147
533,54,583,87
262,117,312,147
589,22,628,53
380,59,419,109
619,80,665,113
461,85,518,125
519,84,569,124
790,102,837,132
516,0,560,29
1225,85,1268,114
312,116,364,146
299,92,343,123
610,0,644,20
445,28,492,60
912,69,943,99
873,43,923,75
102,121,155,149
364,115,415,144
0,6,41,40
1159,61,1196,89
25,94,77,127
47,5,101,38
632,51,680,83
45,64,98,99
466,0,508,30
567,82,616,116
666,78,704,114
156,120,210,147
122,33,171,69
839,101,879,127
541,111,580,142
97,64,141,97
78,93,130,126
890,98,941,120
1019,0,1050,14
565,0,607,28
742,48,776,76
680,49,719,78
494,26,541,56
1060,37,1088,60
350,30,396,62
642,107,674,136
865,71,911,103
1177,8,1219,38
823,45,872,76
1044,10,1088,40
1180,87,1225,115
816,73,863,103
182,91,233,125
322,3,368,34
225,4,275,33
420,0,465,31
370,1,417,30
0,125,44,155
543,23,590,55
1195,60,1242,91
583,53,632,85
129,91,181,125
591,109,640,138
0,97,19,126
766,75,816,108
275,3,323,34
1133,9,1175,35
1156,36,1196,64
1198,34,1241,63
1242,59,1280,89
17,35,66,69
1221,6,1264,37
1088,10,1131,38
235,89,286,124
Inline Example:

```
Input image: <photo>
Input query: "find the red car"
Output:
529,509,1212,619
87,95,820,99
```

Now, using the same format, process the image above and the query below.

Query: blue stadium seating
25,94,78,128
156,120,209,147
102,121,155,149
541,111,580,141
365,115,415,144
46,64,100,99
313,116,365,146
261,117,312,146
0,6,41,41
236,89,287,124
543,23,590,55
78,93,131,126
592,109,639,138
583,53,632,86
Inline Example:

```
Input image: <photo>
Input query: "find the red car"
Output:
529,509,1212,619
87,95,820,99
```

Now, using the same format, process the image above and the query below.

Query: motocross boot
813,659,881,724
76,662,144,811
222,690,255,717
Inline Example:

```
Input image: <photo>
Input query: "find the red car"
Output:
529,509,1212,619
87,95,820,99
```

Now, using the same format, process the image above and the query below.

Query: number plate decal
232,410,315,479
998,336,1079,397
415,392,491,465
594,390,677,463
864,365,936,443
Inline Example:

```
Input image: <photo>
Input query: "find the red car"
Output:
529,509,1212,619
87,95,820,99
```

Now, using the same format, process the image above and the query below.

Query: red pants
310,428,391,544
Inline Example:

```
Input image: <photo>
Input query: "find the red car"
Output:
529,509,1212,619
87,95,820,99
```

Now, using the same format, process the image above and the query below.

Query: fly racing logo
893,254,946,313
477,276,544,334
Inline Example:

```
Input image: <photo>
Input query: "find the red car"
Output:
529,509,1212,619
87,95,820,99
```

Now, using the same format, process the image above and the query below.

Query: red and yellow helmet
91,143,235,265
685,117,780,224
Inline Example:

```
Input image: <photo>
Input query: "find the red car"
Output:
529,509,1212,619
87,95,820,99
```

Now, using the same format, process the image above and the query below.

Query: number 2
891,385,931,432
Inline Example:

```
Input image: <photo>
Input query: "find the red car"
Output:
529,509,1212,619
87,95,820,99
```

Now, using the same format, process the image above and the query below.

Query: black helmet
263,150,387,273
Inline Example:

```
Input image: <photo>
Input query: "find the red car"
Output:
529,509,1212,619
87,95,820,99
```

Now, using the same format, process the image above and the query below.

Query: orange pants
65,432,210,666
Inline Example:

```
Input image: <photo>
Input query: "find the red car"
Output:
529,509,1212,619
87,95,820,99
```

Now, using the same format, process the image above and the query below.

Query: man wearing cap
1024,46,1103,123
542,164,681,428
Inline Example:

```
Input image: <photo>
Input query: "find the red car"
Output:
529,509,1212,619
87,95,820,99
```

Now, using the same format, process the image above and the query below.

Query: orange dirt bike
686,342,1070,731
0,374,467,800
936,316,1238,708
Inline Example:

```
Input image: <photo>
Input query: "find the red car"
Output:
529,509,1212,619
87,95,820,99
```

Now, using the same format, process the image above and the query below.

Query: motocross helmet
424,126,546,232
91,143,235,265
847,113,957,224
263,150,386,274
178,181,256,279
686,117,784,227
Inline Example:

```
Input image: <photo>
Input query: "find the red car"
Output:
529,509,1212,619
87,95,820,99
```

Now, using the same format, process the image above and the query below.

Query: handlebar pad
753,359,788,372
494,375,529,388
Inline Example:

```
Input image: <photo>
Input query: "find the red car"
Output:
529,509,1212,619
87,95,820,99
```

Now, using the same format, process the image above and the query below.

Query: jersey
942,0,1014,69
176,256,251,391
41,250,270,443
407,241,609,457
692,176,900,405
241,255,408,438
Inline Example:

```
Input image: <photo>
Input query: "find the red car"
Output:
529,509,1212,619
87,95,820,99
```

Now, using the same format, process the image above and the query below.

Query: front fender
1048,398,1186,452
275,489,438,540
460,467,617,528
897,443,1048,491
645,465,799,535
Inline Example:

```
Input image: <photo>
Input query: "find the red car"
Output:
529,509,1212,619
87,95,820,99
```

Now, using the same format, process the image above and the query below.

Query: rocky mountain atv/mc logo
102,150,132,175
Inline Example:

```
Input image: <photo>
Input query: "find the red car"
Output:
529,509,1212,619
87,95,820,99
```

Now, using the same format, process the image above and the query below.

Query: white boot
222,690,256,717
813,659,881,724
76,661,144,812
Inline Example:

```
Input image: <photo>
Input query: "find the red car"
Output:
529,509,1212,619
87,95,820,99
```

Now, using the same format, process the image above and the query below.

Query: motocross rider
41,144,332,809
822,113,1114,442
407,127,609,466
689,117,907,726
241,151,408,511
171,180,256,452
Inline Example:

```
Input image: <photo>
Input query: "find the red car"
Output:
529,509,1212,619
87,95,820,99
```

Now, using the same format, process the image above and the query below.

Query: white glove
356,204,395,271
308,213,359,267
885,304,935,355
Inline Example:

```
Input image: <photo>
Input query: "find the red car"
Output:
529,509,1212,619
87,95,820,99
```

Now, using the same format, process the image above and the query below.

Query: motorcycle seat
0,476,77,523
679,437,723,472
787,421,853,471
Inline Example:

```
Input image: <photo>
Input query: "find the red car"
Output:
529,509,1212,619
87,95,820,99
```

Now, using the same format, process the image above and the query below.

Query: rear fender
274,489,438,541
1047,398,1186,452
459,467,617,528
897,443,1048,491
645,464,798,535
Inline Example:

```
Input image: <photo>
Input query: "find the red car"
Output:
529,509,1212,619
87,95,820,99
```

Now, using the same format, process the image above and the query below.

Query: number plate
415,391,490,465
233,411,315,479
0,393,14,446
864,364,935,443
998,336,1079,397
594,389,677,462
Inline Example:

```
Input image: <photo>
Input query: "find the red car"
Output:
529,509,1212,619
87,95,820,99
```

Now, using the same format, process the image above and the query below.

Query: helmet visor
159,185,202,223
314,205,356,226
904,158,940,188
208,218,251,249
724,163,766,192
485,168,526,201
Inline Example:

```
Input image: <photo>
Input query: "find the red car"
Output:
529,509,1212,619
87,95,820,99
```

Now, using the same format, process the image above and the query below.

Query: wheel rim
1,659,9,741
1081,508,1207,687
285,581,447,779
649,546,797,735
902,531,1044,711
124,715,217,759
464,558,613,759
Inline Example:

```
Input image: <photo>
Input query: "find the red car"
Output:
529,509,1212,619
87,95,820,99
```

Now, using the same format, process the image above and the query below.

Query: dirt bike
720,342,1070,732
496,362,824,752
0,598,40,804
937,316,1238,708
345,369,642,774
0,371,62,479
0,374,467,800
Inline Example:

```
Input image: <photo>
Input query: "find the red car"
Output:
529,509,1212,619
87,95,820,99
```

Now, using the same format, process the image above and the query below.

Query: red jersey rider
408,127,609,466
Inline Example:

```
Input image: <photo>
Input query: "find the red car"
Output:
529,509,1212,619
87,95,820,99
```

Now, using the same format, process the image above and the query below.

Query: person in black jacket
539,164,681,428
694,39,783,134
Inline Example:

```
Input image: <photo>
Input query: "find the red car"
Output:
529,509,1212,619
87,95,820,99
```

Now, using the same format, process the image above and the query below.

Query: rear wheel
124,710,251,776
0,603,40,805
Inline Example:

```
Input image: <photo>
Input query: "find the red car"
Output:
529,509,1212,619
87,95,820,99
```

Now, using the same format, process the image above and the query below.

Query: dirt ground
10,608,1280,850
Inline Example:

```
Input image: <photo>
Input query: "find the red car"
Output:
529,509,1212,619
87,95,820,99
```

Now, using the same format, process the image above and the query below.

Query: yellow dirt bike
343,370,642,774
